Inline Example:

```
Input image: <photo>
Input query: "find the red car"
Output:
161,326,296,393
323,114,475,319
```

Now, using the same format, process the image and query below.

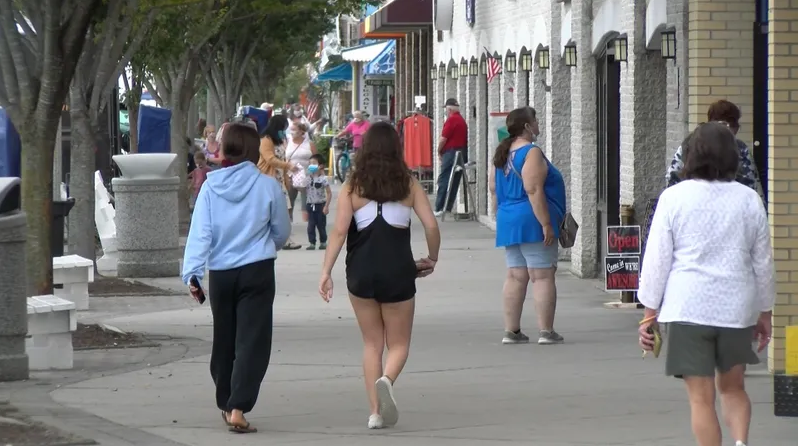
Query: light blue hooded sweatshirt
181,161,291,285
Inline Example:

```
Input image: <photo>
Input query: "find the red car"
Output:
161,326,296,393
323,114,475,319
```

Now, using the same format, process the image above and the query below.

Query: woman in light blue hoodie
182,122,291,433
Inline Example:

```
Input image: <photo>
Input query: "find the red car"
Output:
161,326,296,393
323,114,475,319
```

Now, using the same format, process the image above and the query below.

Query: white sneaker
375,376,398,426
368,414,384,429
434,210,444,218
735,442,747,446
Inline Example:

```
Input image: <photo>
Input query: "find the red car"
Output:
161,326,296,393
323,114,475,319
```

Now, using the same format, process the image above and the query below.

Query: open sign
607,225,641,255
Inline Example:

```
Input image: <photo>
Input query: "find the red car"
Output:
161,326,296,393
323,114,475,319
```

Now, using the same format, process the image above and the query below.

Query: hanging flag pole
484,47,502,84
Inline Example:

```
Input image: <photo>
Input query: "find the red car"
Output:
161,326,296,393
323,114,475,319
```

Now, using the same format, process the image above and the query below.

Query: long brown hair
348,121,412,202
493,107,537,168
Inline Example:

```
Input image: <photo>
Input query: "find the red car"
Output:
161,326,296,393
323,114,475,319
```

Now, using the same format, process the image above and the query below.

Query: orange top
403,115,432,169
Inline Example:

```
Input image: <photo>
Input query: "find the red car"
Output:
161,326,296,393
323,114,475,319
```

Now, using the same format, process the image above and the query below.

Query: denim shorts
504,242,558,269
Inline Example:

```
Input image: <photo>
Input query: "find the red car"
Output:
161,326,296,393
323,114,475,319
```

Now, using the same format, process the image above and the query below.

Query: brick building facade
432,0,797,375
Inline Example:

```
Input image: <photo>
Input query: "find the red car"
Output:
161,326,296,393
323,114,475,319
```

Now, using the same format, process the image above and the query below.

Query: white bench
26,295,76,370
53,255,94,311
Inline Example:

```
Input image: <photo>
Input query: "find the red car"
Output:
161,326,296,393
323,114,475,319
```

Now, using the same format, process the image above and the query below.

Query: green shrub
314,135,332,164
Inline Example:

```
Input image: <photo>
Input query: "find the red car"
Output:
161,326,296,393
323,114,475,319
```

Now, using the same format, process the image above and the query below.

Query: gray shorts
665,323,759,378
504,243,558,269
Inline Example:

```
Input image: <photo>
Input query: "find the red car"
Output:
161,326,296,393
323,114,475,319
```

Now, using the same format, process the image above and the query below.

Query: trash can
0,177,29,381
51,198,75,258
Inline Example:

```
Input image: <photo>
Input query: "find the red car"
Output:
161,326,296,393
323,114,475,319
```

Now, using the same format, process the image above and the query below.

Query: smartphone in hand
190,276,206,305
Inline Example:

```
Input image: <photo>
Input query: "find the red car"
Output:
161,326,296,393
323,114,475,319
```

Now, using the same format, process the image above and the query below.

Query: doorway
596,42,621,276
753,1,768,204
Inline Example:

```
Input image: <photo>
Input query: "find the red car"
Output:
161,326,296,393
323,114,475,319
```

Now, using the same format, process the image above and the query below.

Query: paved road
39,214,797,445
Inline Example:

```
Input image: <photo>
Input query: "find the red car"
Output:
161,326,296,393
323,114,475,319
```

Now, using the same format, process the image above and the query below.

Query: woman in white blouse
285,123,317,223
638,122,774,446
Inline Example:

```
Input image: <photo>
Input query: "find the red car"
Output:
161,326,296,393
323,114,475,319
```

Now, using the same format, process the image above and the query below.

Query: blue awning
313,63,353,83
364,40,395,76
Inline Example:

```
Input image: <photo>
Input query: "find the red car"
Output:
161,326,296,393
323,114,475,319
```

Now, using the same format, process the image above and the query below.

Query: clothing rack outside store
401,111,434,193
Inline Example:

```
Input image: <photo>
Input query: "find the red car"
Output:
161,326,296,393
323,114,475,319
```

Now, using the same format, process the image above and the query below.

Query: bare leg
381,298,415,382
716,365,751,444
684,376,722,446
529,267,557,332
349,294,385,415
502,267,529,332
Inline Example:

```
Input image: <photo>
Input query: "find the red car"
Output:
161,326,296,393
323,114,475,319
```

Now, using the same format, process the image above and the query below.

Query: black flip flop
229,422,257,434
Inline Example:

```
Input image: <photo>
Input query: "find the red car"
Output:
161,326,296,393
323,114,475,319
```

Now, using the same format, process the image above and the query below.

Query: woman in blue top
182,123,291,434
489,107,567,346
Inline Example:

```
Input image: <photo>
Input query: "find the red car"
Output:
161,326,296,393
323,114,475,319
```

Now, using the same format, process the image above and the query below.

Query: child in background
305,154,332,250
188,151,212,210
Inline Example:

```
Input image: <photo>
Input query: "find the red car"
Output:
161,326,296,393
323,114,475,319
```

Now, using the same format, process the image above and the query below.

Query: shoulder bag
508,145,579,248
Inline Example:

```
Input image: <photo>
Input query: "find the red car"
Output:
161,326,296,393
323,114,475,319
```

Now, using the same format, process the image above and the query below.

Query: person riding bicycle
336,110,370,152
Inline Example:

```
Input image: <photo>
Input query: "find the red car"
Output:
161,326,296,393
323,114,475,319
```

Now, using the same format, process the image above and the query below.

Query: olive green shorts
665,323,759,378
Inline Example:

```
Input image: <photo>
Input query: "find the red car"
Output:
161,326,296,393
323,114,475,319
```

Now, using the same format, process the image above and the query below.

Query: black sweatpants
208,258,275,414
306,203,328,245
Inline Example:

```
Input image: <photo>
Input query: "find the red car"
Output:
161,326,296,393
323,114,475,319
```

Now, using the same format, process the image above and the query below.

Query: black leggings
208,259,275,413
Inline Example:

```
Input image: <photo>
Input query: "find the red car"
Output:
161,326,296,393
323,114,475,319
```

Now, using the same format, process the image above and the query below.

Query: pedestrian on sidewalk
665,100,764,202
434,98,468,217
258,114,303,250
638,122,775,446
305,154,332,250
182,122,291,434
489,107,566,346
318,121,441,430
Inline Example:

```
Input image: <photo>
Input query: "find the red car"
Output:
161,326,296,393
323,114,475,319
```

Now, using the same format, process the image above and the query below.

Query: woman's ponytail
493,136,516,168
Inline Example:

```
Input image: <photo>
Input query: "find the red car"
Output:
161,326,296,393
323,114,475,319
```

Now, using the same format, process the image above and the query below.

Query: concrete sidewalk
14,216,795,445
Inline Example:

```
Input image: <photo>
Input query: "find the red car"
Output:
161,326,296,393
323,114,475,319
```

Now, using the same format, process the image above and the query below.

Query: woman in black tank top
319,122,441,429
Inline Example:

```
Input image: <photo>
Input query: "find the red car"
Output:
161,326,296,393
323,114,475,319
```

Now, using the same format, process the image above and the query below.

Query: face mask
293,111,302,118
307,165,319,173
277,130,286,139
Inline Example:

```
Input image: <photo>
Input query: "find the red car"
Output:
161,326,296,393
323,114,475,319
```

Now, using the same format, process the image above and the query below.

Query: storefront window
377,85,390,116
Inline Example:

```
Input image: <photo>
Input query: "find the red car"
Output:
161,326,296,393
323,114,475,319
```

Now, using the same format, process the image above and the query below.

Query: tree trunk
19,125,57,296
129,104,139,153
67,96,97,265
169,94,190,225
205,89,216,127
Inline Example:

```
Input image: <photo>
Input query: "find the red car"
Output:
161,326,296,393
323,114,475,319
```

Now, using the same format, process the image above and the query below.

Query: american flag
305,99,319,121
485,48,502,84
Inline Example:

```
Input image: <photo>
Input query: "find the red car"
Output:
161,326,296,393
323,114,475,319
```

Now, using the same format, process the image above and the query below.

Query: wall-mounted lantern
469,59,479,76
459,60,469,77
504,53,517,73
614,36,628,63
564,42,577,67
661,27,676,60
438,63,446,79
430,66,437,80
538,47,550,70
450,65,459,79
520,52,533,71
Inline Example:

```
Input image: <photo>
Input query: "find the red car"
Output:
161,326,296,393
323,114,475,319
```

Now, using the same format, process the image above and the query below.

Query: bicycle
334,136,354,183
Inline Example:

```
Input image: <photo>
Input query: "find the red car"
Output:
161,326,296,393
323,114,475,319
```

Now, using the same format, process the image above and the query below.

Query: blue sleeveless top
495,144,567,247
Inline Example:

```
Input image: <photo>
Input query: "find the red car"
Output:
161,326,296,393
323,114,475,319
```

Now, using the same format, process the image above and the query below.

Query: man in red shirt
435,98,469,216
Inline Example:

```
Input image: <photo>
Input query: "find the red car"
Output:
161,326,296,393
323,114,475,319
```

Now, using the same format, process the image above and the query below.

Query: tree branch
53,0,103,99
0,0,33,107
92,2,157,117
13,9,38,56
90,0,125,84
233,42,257,99
143,77,163,107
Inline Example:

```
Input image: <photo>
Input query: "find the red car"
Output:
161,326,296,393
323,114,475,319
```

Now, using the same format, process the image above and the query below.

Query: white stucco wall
434,0,551,66
430,0,675,278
